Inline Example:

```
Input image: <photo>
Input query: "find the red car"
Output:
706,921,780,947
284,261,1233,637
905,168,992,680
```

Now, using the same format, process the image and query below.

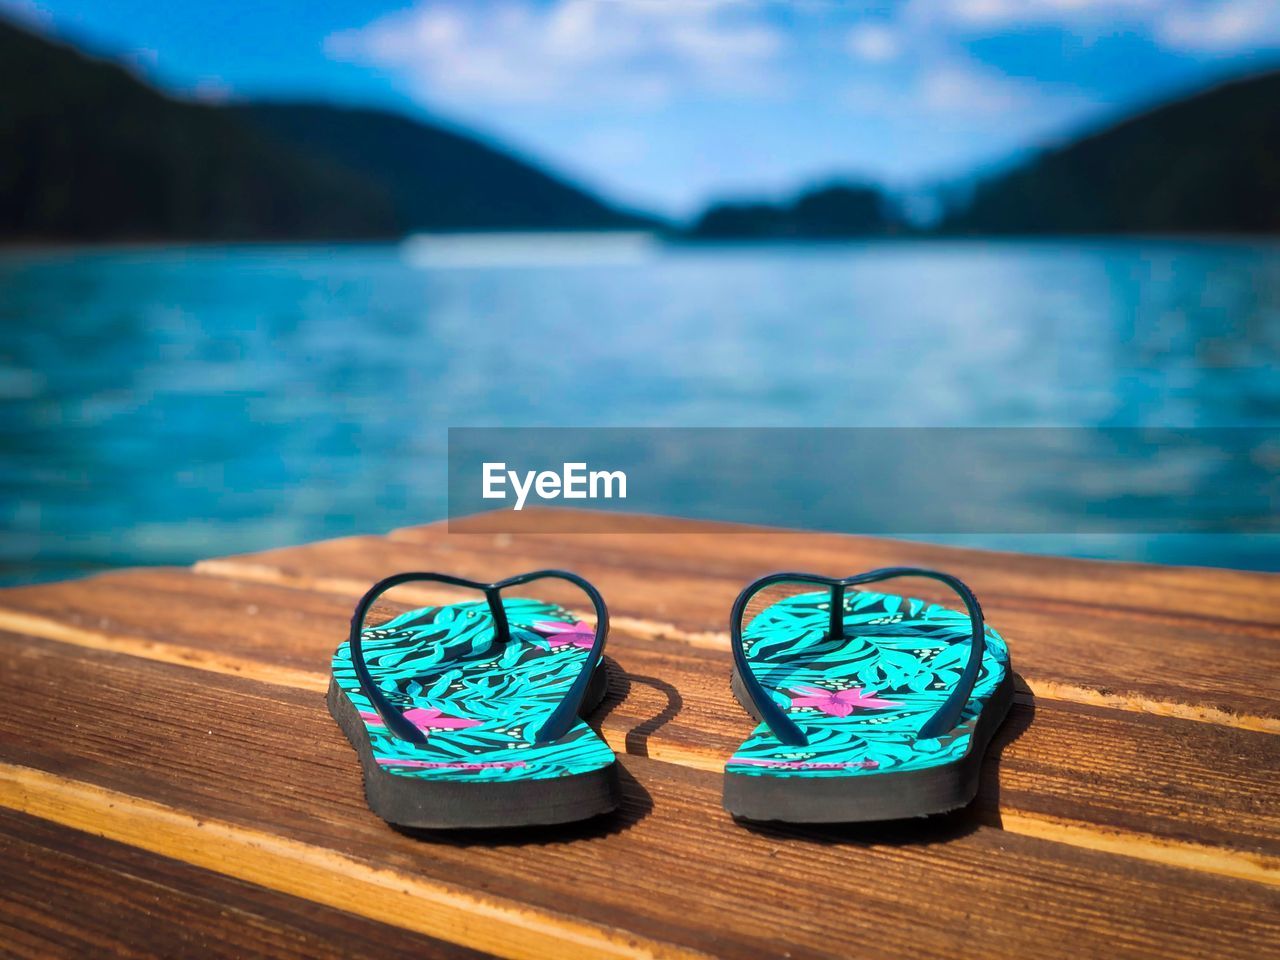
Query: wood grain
1,513,1276,958
1,635,1277,960
0,808,482,960
191,526,1280,727
0,568,1275,878
396,513,1280,629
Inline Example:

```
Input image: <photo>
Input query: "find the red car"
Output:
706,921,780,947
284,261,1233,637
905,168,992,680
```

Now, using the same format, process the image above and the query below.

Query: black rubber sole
723,667,1015,823
328,663,620,829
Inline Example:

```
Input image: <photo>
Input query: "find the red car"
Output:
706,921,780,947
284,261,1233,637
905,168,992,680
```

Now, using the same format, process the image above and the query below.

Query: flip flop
327,570,619,829
723,567,1014,823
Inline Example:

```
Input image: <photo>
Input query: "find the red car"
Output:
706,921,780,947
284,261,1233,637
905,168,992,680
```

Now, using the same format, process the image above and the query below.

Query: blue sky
8,0,1280,216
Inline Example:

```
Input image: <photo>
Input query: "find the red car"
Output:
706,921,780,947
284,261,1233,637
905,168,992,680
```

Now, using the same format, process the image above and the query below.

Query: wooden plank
192,528,1280,728
397,514,1280,621
0,638,696,960
1,636,1277,960
0,808,481,960
402,513,1280,621
0,571,1276,877
0,569,1275,862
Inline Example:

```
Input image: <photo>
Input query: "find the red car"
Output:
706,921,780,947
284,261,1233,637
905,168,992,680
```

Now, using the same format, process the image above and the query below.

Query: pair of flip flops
328,567,1013,829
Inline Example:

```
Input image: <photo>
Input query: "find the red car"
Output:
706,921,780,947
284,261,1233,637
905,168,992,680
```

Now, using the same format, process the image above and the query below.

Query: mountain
689,183,898,239
943,70,1280,234
231,104,654,233
8,12,1276,243
0,20,395,240
0,19,649,242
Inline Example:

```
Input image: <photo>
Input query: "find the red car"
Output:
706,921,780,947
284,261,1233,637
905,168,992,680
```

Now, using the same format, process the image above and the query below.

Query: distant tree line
0,20,650,242
3,15,1277,243
689,184,900,239
690,70,1280,239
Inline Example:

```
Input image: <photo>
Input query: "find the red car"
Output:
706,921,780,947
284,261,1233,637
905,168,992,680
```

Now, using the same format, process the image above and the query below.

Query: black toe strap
348,569,609,745
730,567,986,746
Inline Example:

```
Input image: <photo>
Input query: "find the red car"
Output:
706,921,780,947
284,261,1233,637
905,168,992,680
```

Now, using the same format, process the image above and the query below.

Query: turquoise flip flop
723,567,1013,823
328,570,619,829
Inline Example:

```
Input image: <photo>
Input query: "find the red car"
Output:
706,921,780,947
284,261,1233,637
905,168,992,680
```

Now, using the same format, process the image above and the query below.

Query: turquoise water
1,237,1277,584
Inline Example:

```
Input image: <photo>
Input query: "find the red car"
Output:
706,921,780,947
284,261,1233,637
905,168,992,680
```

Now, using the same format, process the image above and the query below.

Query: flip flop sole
328,663,618,829
331,592,619,830
724,667,1014,822
723,584,1013,823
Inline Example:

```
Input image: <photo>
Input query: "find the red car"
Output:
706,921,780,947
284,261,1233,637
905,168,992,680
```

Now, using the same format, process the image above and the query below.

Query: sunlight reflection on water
0,237,1276,582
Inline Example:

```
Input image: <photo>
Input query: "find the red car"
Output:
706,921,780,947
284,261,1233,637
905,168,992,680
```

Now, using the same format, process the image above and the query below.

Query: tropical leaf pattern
331,598,614,782
726,589,1009,779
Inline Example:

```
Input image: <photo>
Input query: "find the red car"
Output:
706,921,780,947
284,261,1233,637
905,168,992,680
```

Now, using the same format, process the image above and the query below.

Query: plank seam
0,763,708,960
1,611,1276,888
381,528,1280,636
188,561,1280,734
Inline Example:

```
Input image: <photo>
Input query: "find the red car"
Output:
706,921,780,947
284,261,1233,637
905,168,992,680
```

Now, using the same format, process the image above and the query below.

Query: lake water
1,237,1277,584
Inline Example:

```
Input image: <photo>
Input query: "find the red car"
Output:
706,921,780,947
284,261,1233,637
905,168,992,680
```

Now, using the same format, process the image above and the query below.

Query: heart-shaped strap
347,569,609,745
730,567,986,746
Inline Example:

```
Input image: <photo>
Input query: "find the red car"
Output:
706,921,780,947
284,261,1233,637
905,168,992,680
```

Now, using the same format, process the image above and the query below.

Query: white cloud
918,0,1280,52
845,61,1032,116
927,0,1157,29
1157,0,1280,52
919,64,1028,112
846,23,901,63
576,126,650,168
326,0,786,107
321,0,1280,209
328,0,1280,117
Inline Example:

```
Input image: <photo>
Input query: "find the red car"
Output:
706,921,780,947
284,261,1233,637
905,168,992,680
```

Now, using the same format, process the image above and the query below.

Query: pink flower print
401,707,482,735
376,758,526,770
789,685,901,717
532,619,595,649
731,757,880,771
